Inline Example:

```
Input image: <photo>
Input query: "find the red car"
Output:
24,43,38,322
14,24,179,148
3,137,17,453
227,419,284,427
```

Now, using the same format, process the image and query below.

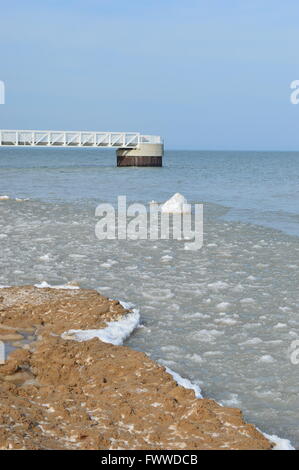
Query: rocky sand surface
0,286,272,450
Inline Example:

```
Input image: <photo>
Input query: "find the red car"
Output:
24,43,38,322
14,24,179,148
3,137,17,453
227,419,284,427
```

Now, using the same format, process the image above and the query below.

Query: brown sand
0,286,272,450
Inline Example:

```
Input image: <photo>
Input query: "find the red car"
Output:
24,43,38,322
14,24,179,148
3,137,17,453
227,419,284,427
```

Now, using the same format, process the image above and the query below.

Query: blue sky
0,0,299,150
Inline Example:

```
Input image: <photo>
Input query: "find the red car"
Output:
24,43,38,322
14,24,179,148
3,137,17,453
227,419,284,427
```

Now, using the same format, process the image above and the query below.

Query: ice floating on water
0,195,29,202
160,255,173,262
207,281,229,291
39,254,51,262
258,355,276,364
34,281,80,290
216,301,231,311
161,193,191,214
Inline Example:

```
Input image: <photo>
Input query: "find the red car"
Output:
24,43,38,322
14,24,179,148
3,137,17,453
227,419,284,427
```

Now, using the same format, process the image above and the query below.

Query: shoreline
0,284,292,450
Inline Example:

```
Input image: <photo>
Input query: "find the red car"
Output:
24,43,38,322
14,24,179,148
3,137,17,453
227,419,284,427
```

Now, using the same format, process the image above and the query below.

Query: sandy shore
0,286,273,450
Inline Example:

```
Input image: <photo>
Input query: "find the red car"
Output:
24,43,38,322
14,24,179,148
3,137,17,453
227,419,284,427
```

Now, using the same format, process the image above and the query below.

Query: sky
0,0,299,150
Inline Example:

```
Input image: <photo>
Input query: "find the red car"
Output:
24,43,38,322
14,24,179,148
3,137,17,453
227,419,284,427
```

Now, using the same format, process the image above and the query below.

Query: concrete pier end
117,143,163,167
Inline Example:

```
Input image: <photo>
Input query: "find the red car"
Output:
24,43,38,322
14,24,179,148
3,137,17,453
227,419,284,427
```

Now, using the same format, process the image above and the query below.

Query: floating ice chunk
239,337,263,346
39,254,50,262
0,195,28,202
220,393,241,407
142,288,174,300
101,259,118,268
185,353,203,363
160,255,173,262
161,345,181,353
203,350,223,357
194,329,224,343
259,355,275,363
273,323,287,329
215,317,238,326
279,306,291,312
35,281,79,290
216,302,231,311
207,281,229,291
231,284,244,293
240,297,255,304
161,193,191,214
188,312,210,319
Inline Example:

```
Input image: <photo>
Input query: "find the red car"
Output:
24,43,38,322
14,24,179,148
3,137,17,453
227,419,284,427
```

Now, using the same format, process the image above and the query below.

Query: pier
0,130,164,166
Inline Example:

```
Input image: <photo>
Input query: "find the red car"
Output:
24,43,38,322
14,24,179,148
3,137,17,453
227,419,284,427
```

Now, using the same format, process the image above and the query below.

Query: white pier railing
0,130,162,148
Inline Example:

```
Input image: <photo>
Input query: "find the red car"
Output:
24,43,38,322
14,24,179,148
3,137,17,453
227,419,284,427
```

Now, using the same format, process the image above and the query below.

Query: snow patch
262,432,294,450
62,301,140,346
165,366,202,399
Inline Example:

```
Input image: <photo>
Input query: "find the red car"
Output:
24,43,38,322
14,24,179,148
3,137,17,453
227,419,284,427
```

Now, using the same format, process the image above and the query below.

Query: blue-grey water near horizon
0,148,299,447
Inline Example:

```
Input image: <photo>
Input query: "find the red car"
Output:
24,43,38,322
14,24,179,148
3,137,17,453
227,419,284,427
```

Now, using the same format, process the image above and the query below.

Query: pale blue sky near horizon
0,0,299,150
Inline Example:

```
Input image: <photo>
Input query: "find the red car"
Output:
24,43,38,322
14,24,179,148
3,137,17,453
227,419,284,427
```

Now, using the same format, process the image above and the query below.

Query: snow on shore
62,300,140,346
262,432,294,451
165,366,202,399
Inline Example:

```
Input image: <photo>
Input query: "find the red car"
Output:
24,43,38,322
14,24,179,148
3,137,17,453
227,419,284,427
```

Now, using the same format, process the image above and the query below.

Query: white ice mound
161,193,191,214
62,303,140,346
0,195,9,201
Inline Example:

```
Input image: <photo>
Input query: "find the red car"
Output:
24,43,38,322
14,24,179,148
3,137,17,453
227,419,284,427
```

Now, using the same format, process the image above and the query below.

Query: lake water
0,148,299,447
